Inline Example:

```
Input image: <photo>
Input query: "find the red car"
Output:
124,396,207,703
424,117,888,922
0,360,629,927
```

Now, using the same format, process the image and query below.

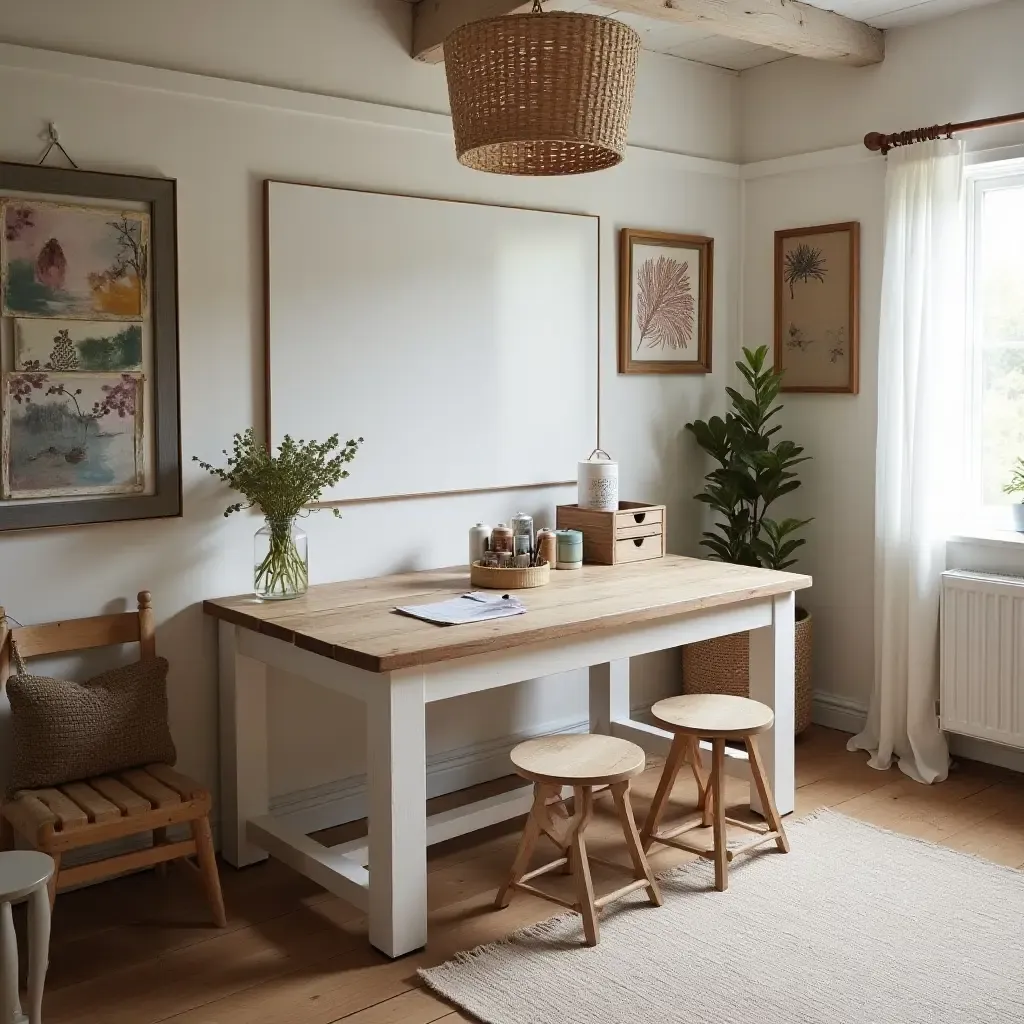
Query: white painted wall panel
266,182,598,501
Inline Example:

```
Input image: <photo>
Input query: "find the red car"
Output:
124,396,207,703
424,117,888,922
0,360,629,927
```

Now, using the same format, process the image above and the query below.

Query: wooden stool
641,694,789,892
0,851,54,1024
494,734,661,947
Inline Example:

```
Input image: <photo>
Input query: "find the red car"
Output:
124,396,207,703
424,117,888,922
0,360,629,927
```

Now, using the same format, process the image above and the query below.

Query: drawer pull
633,538,644,547
633,512,646,524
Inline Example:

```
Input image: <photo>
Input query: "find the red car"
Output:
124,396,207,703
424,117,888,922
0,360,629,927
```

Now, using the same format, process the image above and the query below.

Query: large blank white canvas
266,181,598,502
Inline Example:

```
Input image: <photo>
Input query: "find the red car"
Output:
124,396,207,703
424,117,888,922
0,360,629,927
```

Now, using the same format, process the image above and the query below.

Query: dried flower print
784,243,827,299
636,256,694,350
2,372,143,498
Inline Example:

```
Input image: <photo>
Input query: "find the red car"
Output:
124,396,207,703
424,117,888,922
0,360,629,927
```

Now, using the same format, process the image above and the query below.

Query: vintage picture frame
619,228,713,375
0,162,180,531
774,221,860,394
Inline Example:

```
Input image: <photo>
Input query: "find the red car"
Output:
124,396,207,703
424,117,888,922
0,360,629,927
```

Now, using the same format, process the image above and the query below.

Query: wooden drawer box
556,502,666,565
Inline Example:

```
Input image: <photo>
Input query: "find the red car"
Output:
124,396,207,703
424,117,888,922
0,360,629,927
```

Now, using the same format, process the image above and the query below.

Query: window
965,162,1024,528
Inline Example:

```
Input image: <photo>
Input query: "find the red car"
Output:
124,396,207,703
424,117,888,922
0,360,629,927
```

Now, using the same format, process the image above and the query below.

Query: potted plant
195,429,361,601
683,345,814,732
1004,458,1024,533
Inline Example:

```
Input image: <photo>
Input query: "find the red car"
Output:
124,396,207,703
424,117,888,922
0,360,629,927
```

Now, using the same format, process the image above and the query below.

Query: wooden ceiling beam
412,0,883,67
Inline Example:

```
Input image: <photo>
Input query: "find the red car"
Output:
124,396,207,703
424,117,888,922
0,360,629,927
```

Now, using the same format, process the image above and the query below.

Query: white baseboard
811,691,868,734
812,690,1024,774
270,706,654,835
947,733,1024,774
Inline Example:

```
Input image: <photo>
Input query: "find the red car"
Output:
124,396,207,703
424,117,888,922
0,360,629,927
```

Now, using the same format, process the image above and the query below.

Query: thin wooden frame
618,228,713,376
0,162,180,530
263,178,602,504
774,221,860,395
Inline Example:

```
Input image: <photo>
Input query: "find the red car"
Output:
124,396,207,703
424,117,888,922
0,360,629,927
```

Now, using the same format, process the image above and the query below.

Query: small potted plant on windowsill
1005,458,1024,533
683,345,814,733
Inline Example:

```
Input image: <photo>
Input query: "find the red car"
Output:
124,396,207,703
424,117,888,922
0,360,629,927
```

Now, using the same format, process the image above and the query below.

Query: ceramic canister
510,512,535,552
469,523,491,565
577,449,619,512
555,529,583,570
490,523,514,553
536,528,557,569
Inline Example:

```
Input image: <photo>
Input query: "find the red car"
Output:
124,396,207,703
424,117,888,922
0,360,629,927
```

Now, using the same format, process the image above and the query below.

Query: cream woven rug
420,809,1024,1024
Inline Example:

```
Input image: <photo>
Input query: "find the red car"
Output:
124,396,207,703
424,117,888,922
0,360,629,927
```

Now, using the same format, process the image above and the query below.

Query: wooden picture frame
774,221,860,394
0,162,180,531
618,229,713,375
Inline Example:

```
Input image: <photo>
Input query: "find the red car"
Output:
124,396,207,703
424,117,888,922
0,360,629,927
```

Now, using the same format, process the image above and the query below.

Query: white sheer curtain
849,139,965,784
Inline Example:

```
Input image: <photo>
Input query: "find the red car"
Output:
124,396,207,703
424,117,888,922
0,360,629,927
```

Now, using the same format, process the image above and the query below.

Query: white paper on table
394,592,527,626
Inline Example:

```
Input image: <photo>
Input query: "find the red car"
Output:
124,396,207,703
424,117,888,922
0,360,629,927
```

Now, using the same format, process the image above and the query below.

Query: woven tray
470,561,550,590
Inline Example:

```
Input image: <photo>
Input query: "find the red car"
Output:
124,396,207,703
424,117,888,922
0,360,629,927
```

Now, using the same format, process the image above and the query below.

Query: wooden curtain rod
864,110,1024,155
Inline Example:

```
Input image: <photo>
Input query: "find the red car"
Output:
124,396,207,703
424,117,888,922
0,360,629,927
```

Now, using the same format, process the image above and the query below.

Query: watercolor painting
15,319,144,372
774,222,860,394
619,230,713,375
2,200,148,320
2,371,144,498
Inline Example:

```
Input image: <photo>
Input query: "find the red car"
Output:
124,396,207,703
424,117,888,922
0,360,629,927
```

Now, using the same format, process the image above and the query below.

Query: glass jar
254,517,308,601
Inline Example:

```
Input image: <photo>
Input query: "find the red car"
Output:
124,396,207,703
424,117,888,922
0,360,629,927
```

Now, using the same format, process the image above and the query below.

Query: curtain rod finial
864,131,886,153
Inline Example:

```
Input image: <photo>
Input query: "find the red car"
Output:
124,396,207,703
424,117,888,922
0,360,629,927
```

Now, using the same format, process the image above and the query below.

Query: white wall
741,0,1024,163
740,0,1024,737
0,1,742,822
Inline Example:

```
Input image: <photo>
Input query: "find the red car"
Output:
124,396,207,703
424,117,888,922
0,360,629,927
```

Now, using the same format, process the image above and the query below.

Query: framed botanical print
619,229,713,375
0,161,180,531
774,221,860,394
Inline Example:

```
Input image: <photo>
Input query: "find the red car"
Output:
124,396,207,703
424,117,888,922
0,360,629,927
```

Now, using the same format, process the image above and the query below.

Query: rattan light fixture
443,1,641,176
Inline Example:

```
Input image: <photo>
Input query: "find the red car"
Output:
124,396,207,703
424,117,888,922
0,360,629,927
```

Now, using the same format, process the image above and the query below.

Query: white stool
0,852,54,1024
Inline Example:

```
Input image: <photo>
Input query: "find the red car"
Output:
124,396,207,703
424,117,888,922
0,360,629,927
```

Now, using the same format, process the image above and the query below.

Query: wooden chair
0,593,226,926
641,693,789,892
495,733,661,947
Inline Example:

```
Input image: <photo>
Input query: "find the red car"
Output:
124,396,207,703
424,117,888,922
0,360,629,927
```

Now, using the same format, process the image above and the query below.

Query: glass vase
254,518,308,601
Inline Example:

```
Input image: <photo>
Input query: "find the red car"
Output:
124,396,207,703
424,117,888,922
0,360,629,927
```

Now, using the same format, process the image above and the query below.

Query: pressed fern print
784,243,827,299
635,256,694,350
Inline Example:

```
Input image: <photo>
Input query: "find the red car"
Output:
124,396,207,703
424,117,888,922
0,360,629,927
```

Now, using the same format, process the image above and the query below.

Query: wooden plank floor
31,726,1024,1024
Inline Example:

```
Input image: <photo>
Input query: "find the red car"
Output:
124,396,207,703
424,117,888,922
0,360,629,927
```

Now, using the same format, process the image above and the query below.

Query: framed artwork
15,320,143,372
618,228,713,375
2,372,144,499
774,221,860,394
2,200,148,319
0,161,180,531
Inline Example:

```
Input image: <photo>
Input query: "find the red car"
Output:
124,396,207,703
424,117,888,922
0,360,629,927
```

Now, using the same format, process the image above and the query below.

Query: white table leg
26,887,49,1024
367,670,426,959
0,901,21,1024
589,660,630,734
219,621,270,867
748,591,796,816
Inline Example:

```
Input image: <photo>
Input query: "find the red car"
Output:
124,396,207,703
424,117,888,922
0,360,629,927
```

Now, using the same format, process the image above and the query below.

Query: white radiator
940,569,1024,750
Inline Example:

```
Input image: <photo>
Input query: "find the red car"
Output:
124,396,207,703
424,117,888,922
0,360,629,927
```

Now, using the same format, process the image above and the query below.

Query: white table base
218,590,796,958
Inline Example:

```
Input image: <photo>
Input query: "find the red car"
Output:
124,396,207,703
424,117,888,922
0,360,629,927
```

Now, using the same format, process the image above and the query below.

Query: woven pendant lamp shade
444,11,641,176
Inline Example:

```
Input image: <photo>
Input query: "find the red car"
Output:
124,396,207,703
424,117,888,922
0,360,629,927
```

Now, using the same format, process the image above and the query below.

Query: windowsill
947,529,1024,549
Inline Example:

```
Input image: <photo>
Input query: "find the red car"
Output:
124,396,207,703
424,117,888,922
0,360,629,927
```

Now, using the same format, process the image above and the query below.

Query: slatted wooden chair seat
0,594,226,926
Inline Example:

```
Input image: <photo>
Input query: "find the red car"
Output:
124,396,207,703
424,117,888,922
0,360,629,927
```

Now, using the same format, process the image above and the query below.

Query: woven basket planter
681,609,813,734
444,12,641,176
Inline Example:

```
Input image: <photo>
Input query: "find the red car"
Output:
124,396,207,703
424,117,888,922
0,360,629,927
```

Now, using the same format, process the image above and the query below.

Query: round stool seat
651,694,774,738
510,734,646,786
0,851,54,902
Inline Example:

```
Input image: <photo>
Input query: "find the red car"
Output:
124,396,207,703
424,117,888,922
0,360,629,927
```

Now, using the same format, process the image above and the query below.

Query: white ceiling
405,0,1006,71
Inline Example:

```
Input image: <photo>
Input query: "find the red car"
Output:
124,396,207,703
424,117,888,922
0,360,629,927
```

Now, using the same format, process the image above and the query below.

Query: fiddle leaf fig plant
686,345,811,570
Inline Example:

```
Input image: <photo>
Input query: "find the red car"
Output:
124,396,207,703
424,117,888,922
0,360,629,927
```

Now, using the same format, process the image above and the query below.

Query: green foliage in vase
194,429,363,521
686,345,811,570
1003,457,1024,502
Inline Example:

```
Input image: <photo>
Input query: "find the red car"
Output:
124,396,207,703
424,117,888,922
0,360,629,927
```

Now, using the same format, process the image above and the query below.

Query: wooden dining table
204,554,811,959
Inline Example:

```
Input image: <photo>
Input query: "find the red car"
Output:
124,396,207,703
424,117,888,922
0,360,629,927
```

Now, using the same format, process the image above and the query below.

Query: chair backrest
0,591,155,689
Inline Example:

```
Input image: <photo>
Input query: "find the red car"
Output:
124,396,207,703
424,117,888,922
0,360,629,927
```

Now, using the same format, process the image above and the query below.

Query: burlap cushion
6,656,177,796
